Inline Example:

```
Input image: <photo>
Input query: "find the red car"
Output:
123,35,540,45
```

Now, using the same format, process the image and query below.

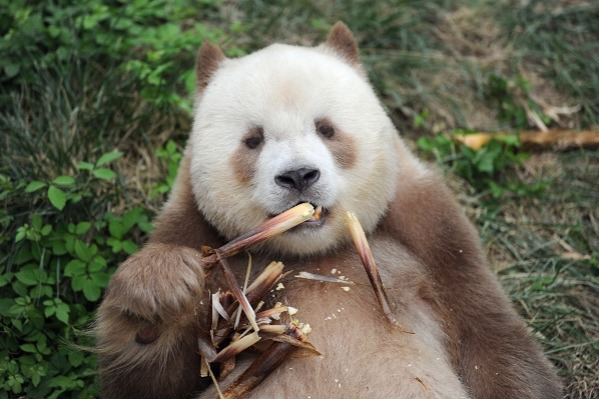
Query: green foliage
417,131,546,200
1,2,199,393
152,140,183,198
2,117,183,399
0,151,157,397
0,0,223,112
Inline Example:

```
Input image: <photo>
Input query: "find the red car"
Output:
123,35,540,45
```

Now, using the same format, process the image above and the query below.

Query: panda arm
381,173,562,399
94,155,219,398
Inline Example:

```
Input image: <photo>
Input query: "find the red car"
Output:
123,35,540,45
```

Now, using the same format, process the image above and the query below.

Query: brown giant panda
95,22,562,399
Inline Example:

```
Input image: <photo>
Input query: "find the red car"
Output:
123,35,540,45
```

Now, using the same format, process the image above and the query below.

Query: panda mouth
273,204,328,230
302,204,327,228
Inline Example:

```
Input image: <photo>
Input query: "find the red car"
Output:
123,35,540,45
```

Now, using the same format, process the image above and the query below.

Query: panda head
188,23,402,256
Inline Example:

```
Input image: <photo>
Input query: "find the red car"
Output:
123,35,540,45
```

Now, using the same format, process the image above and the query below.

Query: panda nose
275,168,320,192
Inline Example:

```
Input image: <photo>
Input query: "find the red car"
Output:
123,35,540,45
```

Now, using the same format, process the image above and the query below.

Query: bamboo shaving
205,357,226,399
295,271,355,284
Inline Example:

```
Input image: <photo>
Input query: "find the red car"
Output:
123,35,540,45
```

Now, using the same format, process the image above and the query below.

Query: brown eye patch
232,127,263,184
315,118,357,170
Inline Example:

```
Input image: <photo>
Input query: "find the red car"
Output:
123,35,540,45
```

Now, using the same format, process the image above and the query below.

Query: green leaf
49,375,78,388
83,280,101,301
20,343,37,353
64,259,85,277
25,181,46,193
76,161,94,170
30,284,52,299
96,151,123,166
88,259,105,273
51,240,67,255
106,237,122,252
47,186,67,210
41,224,52,236
0,272,13,288
5,63,20,78
32,214,42,230
108,220,125,239
15,227,26,242
68,350,84,368
13,244,33,265
476,154,494,174
122,240,138,254
93,272,110,288
0,298,17,317
71,275,87,291
44,305,56,318
55,303,70,324
15,265,39,286
74,239,92,262
52,176,75,186
92,168,117,180
502,134,520,146
12,280,28,297
75,222,91,235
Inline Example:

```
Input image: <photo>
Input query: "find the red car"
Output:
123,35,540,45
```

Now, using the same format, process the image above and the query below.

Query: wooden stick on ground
454,130,599,151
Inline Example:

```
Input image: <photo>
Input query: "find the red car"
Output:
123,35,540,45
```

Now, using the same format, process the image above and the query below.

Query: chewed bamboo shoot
202,203,315,265
344,211,412,333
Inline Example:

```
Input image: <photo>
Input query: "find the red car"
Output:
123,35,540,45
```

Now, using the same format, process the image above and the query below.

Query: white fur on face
188,44,403,256
254,120,340,215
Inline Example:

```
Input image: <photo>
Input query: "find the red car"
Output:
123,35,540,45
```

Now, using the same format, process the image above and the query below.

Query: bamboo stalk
211,332,261,363
216,252,260,332
220,324,307,398
203,203,315,265
344,211,412,333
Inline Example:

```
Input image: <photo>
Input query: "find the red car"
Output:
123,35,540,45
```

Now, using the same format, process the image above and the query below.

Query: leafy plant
151,140,183,198
0,151,153,398
417,131,546,199
0,0,227,113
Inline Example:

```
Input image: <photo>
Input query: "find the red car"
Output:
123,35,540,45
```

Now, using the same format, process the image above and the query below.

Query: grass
498,0,599,128
486,150,598,398
232,0,599,132
1,0,597,398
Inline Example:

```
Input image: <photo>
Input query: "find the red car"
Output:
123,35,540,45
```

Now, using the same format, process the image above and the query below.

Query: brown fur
378,162,562,398
94,24,561,399
195,42,226,91
150,155,222,249
96,243,210,398
231,127,263,184
316,118,358,169
325,21,360,64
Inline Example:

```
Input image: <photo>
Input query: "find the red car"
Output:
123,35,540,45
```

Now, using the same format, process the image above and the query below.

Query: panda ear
323,21,360,65
195,41,226,92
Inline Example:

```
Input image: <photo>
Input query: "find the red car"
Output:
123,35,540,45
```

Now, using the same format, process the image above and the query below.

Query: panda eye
244,127,264,149
244,137,263,149
316,119,335,139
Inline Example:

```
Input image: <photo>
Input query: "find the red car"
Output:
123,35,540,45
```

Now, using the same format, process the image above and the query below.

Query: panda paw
103,243,206,327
